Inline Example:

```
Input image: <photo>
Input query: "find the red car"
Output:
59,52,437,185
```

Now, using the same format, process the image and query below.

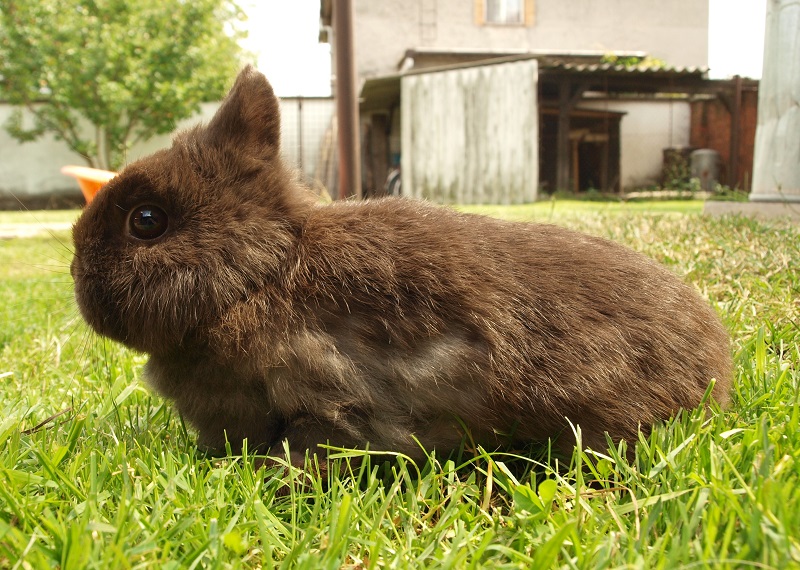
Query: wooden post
370,113,389,196
729,75,742,188
556,80,571,193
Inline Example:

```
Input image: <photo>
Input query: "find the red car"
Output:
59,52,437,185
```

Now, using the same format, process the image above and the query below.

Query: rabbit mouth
72,274,127,346
72,254,147,350
73,290,170,354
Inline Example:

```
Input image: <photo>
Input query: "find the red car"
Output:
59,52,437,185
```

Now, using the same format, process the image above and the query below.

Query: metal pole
333,0,362,199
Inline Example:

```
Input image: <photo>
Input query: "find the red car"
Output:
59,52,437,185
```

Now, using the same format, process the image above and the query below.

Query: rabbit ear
203,65,281,159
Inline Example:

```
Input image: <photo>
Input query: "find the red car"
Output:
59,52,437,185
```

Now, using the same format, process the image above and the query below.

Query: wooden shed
401,58,539,204
359,52,755,202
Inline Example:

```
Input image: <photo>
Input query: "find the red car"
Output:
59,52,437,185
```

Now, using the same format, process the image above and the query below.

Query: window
475,0,534,26
486,0,523,24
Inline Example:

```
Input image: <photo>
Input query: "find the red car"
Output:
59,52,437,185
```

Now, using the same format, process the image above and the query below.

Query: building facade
337,0,708,80
322,0,754,202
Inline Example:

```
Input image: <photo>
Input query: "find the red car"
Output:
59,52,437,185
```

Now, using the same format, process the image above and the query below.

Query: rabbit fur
71,66,732,465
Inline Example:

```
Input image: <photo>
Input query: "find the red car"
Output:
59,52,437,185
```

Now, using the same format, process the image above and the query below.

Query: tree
0,0,246,170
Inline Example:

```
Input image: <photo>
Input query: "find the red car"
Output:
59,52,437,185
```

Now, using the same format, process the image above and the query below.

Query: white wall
0,97,334,201
0,105,88,200
0,102,219,200
581,99,692,189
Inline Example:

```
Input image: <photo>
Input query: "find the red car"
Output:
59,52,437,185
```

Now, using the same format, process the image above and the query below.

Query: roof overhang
360,75,402,112
359,53,757,113
398,47,648,72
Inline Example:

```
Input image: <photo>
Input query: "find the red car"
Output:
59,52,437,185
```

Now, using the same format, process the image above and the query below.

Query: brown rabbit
71,66,732,466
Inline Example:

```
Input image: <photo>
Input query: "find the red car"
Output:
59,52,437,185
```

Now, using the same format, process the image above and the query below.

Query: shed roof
359,53,737,112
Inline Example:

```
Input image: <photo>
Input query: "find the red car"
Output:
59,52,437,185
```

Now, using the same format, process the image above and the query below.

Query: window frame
475,0,535,27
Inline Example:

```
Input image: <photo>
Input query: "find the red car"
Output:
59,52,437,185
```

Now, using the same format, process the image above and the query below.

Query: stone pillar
750,0,800,203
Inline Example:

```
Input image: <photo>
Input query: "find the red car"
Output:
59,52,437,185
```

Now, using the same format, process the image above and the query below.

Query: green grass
1,203,799,568
459,199,705,219
0,209,80,225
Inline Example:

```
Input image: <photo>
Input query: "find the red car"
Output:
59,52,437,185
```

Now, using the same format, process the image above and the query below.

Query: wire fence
279,96,336,195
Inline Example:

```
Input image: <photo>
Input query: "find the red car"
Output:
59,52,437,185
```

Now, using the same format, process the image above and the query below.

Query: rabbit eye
128,205,169,240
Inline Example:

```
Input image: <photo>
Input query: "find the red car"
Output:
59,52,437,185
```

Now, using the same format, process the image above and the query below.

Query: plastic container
690,149,720,193
60,165,117,204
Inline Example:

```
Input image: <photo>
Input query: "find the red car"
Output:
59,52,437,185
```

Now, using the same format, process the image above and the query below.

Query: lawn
0,202,798,568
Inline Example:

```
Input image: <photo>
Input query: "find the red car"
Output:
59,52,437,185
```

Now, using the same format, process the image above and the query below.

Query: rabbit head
71,66,312,355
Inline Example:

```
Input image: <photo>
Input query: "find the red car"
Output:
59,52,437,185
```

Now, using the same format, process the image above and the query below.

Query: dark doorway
539,107,624,194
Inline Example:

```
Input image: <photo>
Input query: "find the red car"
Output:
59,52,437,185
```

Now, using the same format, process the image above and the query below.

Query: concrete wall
402,59,538,204
353,0,709,79
581,99,692,190
0,104,89,204
0,97,334,203
751,0,800,201
0,102,220,202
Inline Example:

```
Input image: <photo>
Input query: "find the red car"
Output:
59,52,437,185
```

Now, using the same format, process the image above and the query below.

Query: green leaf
531,522,576,568
537,478,558,506
222,529,247,555
513,484,544,513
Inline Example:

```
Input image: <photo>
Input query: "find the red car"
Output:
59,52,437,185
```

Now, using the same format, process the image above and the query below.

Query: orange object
61,165,117,204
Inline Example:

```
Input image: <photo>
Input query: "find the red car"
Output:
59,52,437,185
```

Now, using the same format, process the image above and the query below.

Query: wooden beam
555,80,589,192
556,79,572,193
729,75,742,188
369,113,389,196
